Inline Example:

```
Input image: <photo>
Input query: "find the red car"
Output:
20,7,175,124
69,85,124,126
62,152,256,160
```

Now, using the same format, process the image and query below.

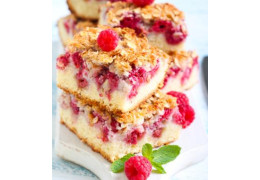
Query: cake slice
59,90,195,162
67,0,107,20
161,51,199,93
56,26,170,113
99,2,187,52
58,14,97,46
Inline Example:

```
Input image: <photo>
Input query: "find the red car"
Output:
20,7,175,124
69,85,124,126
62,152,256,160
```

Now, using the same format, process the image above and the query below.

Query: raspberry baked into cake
58,14,97,46
56,27,170,113
162,50,199,93
59,90,195,162
99,2,187,52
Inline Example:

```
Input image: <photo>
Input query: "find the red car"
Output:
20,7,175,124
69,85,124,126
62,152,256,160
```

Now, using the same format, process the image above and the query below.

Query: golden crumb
66,26,169,75
103,2,185,26
168,50,198,69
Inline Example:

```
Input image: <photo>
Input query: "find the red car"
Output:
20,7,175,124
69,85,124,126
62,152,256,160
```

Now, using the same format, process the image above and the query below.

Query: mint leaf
111,154,134,173
151,161,166,174
152,145,181,165
142,143,153,160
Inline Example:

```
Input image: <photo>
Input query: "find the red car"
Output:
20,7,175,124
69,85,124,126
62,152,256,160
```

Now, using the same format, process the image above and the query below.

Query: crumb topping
66,26,169,74
169,50,198,69
63,14,97,33
103,2,185,26
75,90,177,124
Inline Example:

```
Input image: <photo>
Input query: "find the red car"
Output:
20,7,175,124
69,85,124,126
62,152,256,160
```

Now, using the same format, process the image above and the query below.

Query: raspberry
102,126,109,142
151,20,173,33
72,52,84,68
120,13,144,35
70,100,79,115
167,91,189,106
125,156,152,180
111,118,120,133
56,53,70,70
125,129,145,144
97,29,119,52
177,104,195,128
132,0,154,7
165,25,187,45
109,0,132,2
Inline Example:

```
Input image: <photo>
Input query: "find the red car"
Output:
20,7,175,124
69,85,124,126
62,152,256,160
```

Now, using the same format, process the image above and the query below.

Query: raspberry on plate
56,27,170,113
97,29,119,51
161,51,199,92
99,2,187,52
58,90,188,162
125,156,152,180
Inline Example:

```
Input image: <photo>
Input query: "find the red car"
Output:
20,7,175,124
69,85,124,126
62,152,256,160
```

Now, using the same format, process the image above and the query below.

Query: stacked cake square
57,0,198,163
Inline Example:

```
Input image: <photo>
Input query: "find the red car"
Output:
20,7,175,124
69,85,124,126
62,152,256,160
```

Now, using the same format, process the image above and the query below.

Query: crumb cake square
56,27,170,113
161,51,199,93
59,90,193,162
67,0,107,20
99,2,187,52
58,14,97,46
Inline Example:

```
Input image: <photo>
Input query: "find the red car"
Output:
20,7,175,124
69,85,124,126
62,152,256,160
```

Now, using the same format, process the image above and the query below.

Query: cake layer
56,27,170,113
99,2,187,52
58,91,184,162
161,51,199,93
58,14,97,46
67,0,106,20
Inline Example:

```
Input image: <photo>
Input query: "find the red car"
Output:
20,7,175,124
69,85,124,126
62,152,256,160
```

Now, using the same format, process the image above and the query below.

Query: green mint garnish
110,154,134,173
152,145,181,165
111,143,181,174
142,143,153,161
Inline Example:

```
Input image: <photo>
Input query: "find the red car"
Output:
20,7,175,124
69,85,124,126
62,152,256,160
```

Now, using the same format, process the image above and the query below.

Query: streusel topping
169,50,198,69
66,26,169,74
103,2,185,25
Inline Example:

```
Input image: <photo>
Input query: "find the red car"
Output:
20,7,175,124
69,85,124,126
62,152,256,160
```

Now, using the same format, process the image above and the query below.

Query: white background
0,0,260,180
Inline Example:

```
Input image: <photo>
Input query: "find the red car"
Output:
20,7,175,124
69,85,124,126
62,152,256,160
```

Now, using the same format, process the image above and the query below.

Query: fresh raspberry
133,0,154,7
109,0,132,2
56,53,70,70
167,91,189,106
151,20,173,33
176,104,195,128
97,29,119,52
125,156,152,180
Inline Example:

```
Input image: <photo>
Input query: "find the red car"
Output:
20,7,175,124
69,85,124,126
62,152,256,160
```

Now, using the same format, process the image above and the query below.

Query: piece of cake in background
99,2,187,52
58,14,97,46
67,0,107,20
58,90,195,162
56,26,170,113
67,0,133,20
161,51,199,93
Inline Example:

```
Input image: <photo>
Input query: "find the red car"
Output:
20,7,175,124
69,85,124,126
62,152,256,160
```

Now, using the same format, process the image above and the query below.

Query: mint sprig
111,143,181,174
111,154,134,173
